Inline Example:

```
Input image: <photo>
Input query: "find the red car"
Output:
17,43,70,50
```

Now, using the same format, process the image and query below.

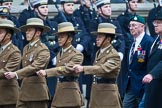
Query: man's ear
36,30,42,37
98,8,101,14
34,8,38,13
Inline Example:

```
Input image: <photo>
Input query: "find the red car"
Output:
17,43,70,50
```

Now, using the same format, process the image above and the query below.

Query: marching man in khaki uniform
0,19,21,108
4,18,51,108
36,22,84,108
73,23,122,108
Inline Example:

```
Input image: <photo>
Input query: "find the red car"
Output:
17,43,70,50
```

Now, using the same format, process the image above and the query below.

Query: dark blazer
124,33,153,97
145,35,162,108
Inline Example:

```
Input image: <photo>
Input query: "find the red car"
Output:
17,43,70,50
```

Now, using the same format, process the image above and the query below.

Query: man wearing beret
4,18,51,108
123,15,153,108
73,23,121,108
142,9,162,108
117,0,139,100
0,19,21,108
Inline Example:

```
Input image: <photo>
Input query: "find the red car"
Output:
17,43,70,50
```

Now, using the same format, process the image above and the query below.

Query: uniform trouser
123,88,142,108
0,104,16,108
16,100,48,108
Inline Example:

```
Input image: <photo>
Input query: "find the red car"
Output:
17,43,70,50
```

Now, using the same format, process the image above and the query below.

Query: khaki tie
0,46,3,54
60,49,63,57
97,50,100,57
28,44,32,50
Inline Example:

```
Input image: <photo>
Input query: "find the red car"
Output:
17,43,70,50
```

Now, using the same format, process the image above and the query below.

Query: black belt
58,76,78,82
95,77,116,84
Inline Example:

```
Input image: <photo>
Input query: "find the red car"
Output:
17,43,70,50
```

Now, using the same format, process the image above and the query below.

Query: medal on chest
29,54,34,62
137,45,145,63
158,39,162,49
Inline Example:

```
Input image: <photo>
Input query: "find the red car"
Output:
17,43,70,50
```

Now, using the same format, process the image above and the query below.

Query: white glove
52,57,57,66
118,52,124,61
76,44,84,52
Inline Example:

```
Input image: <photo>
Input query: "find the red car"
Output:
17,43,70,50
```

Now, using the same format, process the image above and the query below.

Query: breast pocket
0,59,7,67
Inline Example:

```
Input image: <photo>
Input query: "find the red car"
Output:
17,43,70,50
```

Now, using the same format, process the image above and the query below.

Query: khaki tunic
45,46,84,107
0,43,21,105
15,40,50,101
83,45,122,108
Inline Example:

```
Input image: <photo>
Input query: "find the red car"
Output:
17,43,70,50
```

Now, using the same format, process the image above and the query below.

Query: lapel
0,43,12,56
149,36,160,57
25,40,41,54
128,34,147,65
58,46,74,61
95,45,112,61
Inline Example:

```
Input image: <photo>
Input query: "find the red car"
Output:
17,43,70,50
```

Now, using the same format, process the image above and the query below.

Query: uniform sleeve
0,51,21,78
150,61,162,79
84,54,120,75
16,49,50,79
46,53,83,77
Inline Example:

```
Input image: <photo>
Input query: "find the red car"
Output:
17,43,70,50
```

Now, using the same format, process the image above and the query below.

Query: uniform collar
100,44,111,54
29,39,40,48
62,45,72,53
1,41,12,51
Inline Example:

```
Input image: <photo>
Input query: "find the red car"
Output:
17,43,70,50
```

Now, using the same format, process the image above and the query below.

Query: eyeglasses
128,23,138,28
153,20,162,25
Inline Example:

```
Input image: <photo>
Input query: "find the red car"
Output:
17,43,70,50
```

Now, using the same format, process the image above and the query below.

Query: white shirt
133,32,145,52
129,32,145,63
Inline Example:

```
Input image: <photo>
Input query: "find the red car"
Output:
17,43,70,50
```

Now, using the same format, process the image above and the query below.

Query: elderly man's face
129,21,144,37
153,20,162,34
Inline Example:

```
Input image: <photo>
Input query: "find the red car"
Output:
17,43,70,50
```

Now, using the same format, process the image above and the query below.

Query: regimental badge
29,54,34,62
158,39,162,49
137,45,145,63
3,8,8,13
134,16,138,20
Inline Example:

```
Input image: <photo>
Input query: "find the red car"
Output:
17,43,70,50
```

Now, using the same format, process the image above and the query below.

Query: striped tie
129,40,136,64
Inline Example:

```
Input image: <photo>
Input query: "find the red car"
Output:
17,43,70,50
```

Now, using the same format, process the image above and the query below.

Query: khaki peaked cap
55,22,81,34
20,18,51,33
0,19,20,33
91,23,117,35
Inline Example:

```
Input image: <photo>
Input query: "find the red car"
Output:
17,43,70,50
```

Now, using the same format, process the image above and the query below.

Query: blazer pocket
53,82,83,107
91,84,119,106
